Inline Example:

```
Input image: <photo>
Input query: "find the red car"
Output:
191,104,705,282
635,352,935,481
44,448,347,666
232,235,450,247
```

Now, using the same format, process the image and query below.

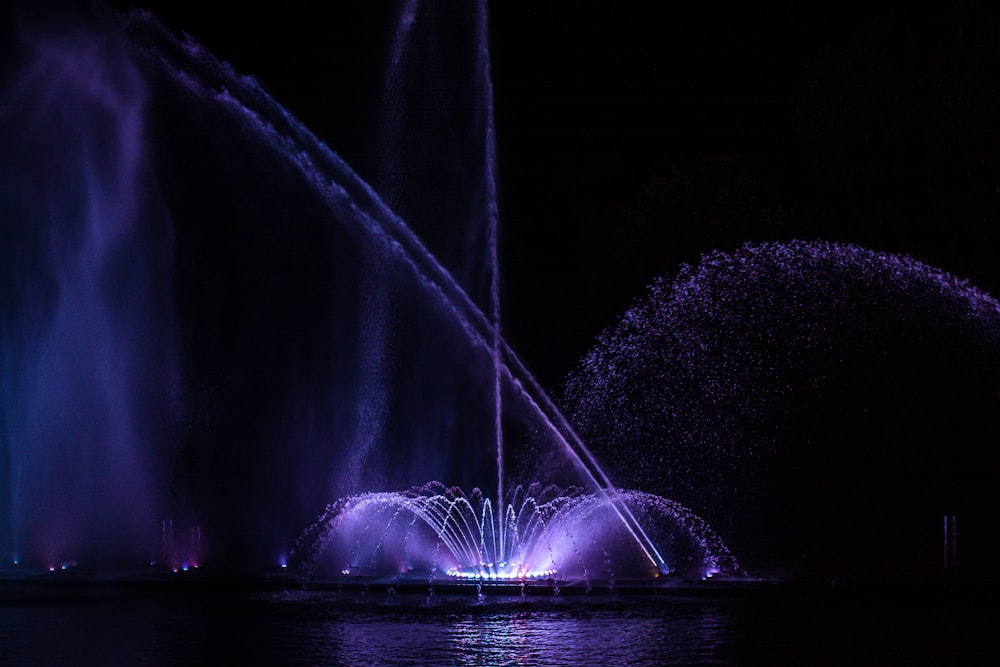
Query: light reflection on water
277,593,730,666
0,586,994,666
443,607,727,666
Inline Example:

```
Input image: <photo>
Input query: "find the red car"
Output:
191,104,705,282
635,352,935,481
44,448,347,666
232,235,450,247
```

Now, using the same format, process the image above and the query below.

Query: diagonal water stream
125,8,667,573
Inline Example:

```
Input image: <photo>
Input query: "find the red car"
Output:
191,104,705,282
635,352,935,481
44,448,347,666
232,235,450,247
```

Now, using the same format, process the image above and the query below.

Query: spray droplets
564,240,1000,575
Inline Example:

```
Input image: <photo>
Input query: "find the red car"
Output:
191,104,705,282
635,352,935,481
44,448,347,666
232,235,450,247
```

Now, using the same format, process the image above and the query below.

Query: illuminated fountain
0,3,734,580
136,0,734,583
7,3,995,583
280,0,734,584
296,483,738,583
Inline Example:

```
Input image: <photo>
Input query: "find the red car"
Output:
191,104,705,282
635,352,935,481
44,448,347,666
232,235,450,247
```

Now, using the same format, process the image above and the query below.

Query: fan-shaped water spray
296,483,738,583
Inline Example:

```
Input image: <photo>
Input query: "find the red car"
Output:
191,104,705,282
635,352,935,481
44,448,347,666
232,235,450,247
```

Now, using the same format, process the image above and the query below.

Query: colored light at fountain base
445,563,558,581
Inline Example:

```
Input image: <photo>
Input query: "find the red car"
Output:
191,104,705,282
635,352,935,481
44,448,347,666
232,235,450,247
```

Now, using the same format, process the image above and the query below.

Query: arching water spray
297,483,736,581
125,9,667,573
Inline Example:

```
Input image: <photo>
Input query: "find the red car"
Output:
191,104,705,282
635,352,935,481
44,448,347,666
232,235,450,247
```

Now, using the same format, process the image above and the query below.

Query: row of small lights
9,558,79,571
15,558,289,573
444,566,558,581
17,557,570,580
48,561,78,572
14,555,713,581
336,564,559,580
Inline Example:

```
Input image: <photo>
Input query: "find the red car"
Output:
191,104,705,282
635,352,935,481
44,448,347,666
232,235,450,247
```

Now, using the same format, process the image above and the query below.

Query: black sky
75,0,1000,391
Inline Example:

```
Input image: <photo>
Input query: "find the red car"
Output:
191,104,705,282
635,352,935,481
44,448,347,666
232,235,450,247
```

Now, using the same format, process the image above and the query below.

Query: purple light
3,17,178,570
301,483,739,582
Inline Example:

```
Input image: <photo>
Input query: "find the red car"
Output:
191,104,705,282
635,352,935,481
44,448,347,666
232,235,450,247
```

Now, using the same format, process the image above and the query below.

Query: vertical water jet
0,19,178,567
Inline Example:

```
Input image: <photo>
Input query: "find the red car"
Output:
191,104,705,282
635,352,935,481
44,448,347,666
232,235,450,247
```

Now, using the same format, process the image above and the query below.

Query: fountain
283,0,719,584
0,18,179,568
0,2,728,581
296,483,737,584
2,3,995,584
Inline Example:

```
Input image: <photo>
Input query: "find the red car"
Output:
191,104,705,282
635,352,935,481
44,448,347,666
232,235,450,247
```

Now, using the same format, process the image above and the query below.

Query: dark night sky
70,0,1000,391
0,0,997,390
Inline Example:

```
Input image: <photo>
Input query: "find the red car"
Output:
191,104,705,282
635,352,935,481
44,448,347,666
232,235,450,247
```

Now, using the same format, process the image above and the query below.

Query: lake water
0,580,995,665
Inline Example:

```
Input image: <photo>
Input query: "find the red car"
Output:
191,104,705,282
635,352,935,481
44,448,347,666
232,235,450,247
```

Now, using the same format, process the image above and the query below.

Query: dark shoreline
2,569,994,605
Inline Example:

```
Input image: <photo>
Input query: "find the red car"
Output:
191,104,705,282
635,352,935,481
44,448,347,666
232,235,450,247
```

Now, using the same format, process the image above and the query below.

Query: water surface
1,582,995,665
